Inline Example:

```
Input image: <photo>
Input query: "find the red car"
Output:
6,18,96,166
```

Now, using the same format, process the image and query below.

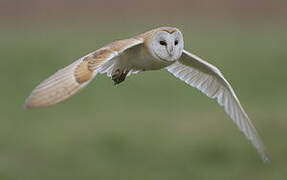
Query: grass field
0,23,286,179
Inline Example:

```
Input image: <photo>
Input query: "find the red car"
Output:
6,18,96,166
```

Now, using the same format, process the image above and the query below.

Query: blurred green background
1,0,287,179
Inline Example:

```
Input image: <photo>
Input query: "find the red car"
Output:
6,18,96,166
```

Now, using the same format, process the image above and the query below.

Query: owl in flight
25,27,270,162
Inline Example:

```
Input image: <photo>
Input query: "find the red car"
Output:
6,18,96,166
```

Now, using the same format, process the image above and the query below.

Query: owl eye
174,40,179,45
159,41,167,46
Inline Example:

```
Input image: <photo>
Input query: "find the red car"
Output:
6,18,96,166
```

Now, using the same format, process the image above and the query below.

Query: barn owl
25,27,270,162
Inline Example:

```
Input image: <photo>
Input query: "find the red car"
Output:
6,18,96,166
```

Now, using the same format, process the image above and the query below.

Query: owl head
147,27,184,62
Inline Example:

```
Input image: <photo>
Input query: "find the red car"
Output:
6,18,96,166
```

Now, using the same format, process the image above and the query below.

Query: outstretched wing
25,38,143,108
166,50,270,162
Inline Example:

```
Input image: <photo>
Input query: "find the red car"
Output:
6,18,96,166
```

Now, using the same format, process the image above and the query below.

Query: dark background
0,0,286,179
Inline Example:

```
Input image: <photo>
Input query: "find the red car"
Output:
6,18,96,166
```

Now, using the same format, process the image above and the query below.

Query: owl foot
112,69,128,85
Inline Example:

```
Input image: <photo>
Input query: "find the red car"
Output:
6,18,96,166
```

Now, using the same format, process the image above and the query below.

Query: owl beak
167,45,174,57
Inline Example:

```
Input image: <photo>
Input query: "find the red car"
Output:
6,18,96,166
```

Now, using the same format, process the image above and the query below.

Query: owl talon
112,70,128,85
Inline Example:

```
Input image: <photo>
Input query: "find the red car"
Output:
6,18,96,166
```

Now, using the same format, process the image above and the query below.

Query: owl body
25,27,270,162
108,28,181,76
117,40,172,73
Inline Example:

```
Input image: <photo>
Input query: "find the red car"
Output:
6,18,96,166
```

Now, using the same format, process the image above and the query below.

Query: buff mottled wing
25,38,143,108
24,53,110,108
